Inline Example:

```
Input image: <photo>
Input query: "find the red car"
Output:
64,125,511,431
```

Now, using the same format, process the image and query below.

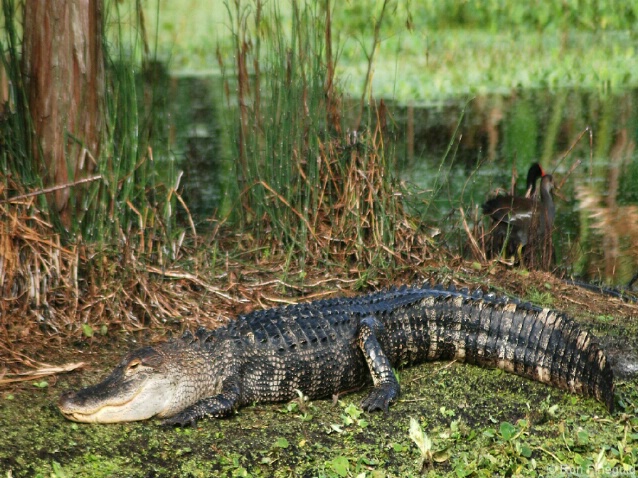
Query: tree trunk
23,0,104,225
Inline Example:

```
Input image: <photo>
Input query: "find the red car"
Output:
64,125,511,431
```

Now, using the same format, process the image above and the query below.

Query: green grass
338,29,638,104
141,0,638,103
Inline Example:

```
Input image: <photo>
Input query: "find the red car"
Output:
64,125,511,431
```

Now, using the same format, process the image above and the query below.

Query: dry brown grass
0,165,436,377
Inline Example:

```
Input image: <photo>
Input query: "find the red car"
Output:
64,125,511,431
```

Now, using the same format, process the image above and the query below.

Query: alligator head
58,338,220,423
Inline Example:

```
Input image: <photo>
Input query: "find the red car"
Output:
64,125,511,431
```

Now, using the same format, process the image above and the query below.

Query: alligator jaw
58,382,172,423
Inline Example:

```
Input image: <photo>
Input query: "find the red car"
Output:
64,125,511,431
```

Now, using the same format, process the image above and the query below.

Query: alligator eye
126,359,142,374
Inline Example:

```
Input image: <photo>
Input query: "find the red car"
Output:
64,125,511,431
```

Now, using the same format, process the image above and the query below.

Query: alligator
58,284,615,425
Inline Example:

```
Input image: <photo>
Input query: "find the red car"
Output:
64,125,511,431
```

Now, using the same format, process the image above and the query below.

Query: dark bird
482,163,555,268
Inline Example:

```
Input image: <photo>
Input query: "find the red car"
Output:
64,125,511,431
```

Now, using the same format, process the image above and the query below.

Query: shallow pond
167,77,638,286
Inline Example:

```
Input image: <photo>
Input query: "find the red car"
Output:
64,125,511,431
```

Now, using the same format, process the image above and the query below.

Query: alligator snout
58,389,80,409
58,389,89,422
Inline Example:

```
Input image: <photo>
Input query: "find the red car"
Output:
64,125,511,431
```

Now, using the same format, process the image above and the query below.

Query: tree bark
23,0,104,225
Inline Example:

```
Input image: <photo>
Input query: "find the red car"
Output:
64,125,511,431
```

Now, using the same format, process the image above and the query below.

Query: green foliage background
144,0,638,102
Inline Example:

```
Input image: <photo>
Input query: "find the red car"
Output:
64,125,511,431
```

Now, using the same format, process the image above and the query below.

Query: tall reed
0,0,37,191
220,0,428,274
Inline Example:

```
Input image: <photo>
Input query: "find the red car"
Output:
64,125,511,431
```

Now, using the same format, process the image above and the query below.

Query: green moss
2,358,637,477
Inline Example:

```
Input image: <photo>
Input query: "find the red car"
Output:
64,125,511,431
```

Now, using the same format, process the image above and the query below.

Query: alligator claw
161,414,198,428
361,383,399,412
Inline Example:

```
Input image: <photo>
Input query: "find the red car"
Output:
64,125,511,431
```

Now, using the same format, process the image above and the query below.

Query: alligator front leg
162,380,242,427
358,316,400,412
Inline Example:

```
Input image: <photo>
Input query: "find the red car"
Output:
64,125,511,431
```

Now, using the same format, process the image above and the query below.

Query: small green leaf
357,419,369,428
51,461,67,478
344,403,362,419
392,442,408,452
433,449,451,463
330,456,350,477
33,380,48,389
499,421,516,441
82,323,94,337
275,437,289,448
409,417,432,457
483,428,496,438
330,424,343,434
577,430,590,446
454,463,474,477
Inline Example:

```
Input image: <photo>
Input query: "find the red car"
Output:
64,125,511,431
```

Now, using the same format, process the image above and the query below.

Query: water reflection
169,77,638,286
168,76,227,224
392,89,638,286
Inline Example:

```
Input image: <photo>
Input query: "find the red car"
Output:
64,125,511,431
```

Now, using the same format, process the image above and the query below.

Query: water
167,77,638,286
391,89,638,286
166,76,227,223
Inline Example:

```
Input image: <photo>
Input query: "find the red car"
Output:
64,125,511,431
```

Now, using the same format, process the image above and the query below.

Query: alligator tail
427,293,615,412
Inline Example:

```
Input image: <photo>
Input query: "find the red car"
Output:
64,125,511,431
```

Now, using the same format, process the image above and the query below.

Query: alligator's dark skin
58,284,615,425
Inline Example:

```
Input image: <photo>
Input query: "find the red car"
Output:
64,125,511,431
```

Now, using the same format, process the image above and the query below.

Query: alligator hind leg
358,316,400,412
